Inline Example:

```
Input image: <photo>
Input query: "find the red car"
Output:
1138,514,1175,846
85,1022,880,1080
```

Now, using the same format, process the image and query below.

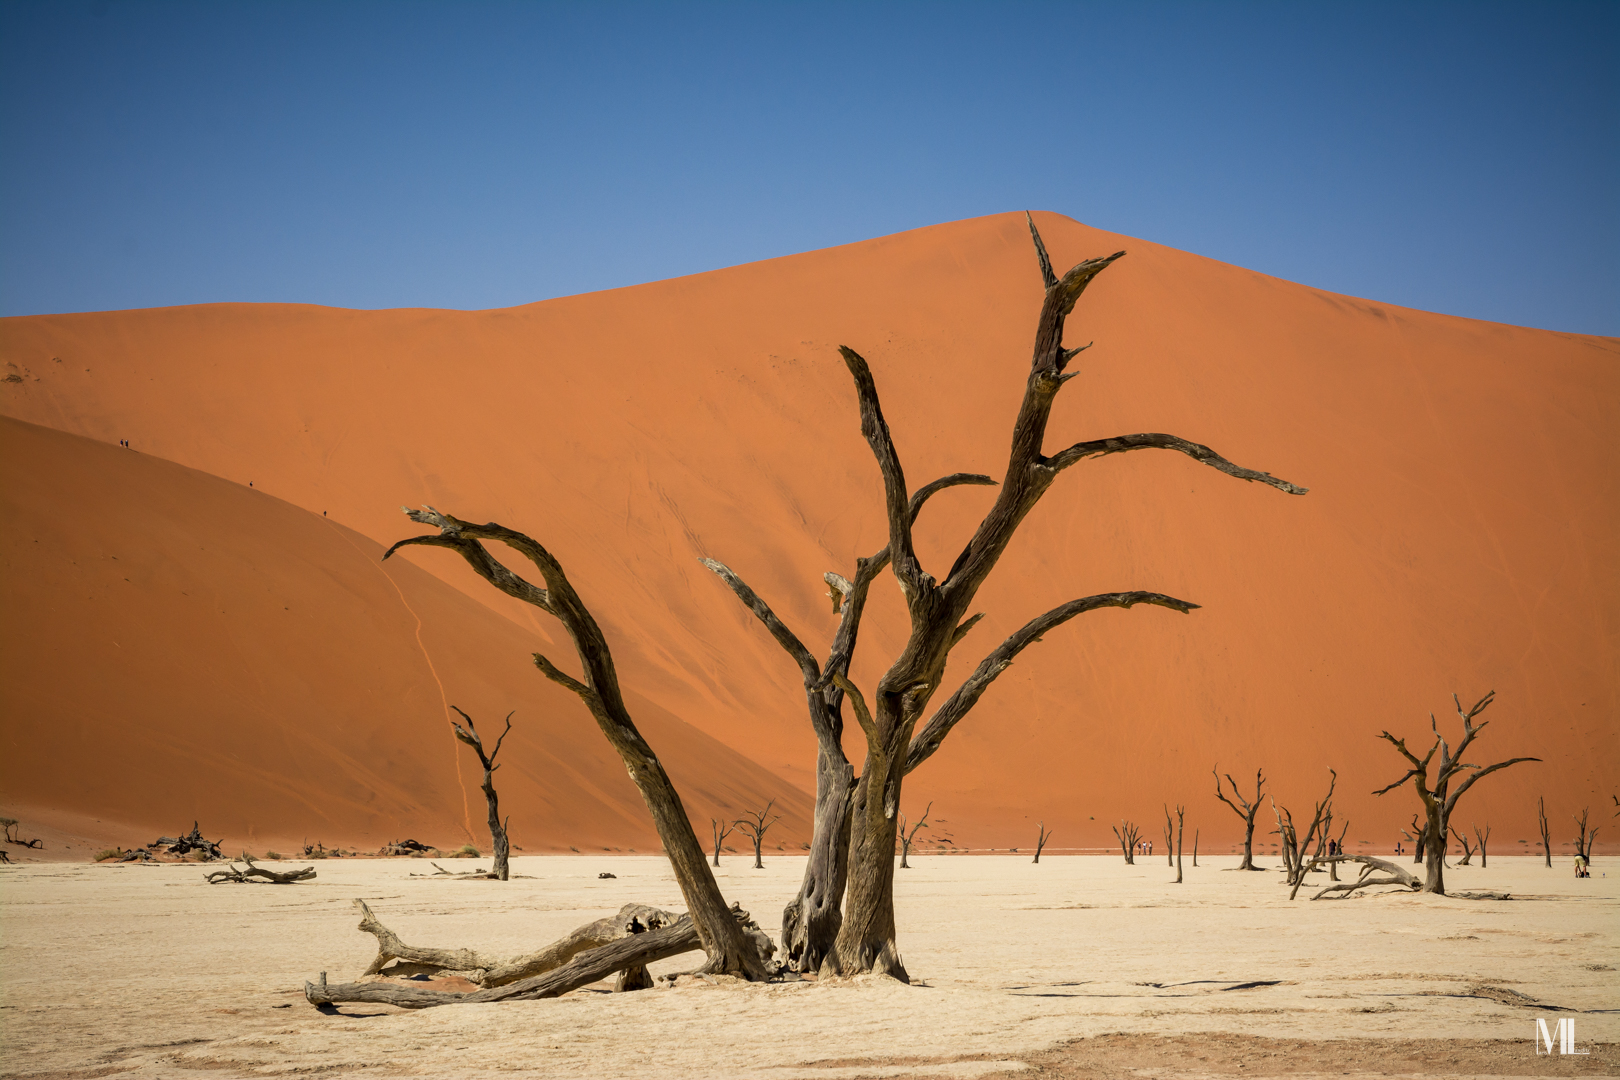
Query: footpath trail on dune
0,210,1614,851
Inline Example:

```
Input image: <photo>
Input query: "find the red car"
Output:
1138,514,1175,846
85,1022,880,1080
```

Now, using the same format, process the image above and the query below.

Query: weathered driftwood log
411,860,500,879
309,903,773,1008
205,854,316,884
353,898,680,986
1303,855,1421,899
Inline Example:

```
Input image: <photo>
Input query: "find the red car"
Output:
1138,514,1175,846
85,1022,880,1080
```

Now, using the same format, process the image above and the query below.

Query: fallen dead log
378,839,433,856
153,822,223,861
1300,855,1421,899
354,898,680,985
307,912,707,1009
410,860,501,879
205,854,317,884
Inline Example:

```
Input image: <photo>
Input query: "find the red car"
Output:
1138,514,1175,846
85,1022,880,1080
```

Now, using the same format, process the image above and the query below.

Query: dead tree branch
386,506,766,977
205,854,316,884
1213,766,1266,870
710,819,737,868
1033,820,1053,864
898,802,932,868
735,801,781,869
1113,820,1141,864
1306,855,1422,899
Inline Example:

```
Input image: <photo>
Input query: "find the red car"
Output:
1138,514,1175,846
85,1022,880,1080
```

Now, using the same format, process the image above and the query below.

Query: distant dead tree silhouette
1374,690,1539,895
1192,829,1199,867
1572,808,1600,862
1113,820,1141,864
735,801,781,869
1032,821,1053,864
1450,825,1476,866
1538,797,1552,867
385,508,768,978
1473,823,1490,868
1272,770,1337,894
898,803,931,868
710,819,737,868
1213,767,1266,870
1169,805,1185,883
449,706,514,881
704,213,1303,977
1162,805,1176,868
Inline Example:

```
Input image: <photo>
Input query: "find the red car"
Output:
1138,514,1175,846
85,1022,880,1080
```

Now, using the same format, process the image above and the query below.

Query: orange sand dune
0,416,811,855
1,211,1615,855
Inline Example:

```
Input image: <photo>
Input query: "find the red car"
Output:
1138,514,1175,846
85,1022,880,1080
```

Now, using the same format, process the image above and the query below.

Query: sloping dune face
1,212,1614,853
0,416,811,852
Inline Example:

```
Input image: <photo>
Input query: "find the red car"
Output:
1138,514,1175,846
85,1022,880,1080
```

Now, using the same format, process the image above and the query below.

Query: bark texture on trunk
386,509,764,977
1374,690,1539,896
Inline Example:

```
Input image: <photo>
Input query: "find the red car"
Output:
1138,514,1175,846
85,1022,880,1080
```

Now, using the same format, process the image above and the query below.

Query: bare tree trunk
1163,805,1175,868
1474,823,1490,869
1033,820,1051,864
710,819,736,868
1539,797,1552,867
898,802,931,869
1173,805,1184,883
1449,826,1474,866
449,707,513,881
387,509,766,977
1192,829,1198,868
1214,767,1266,870
1572,808,1599,861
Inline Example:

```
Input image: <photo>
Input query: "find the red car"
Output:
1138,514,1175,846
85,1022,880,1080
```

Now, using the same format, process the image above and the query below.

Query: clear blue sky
2,1,1615,333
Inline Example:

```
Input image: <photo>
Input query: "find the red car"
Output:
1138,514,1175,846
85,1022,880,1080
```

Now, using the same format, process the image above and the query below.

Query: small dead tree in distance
1449,825,1475,866
710,818,737,868
1374,690,1539,896
1573,808,1600,862
1538,796,1552,867
1474,823,1490,868
385,508,766,977
1163,805,1176,868
1213,767,1266,870
1033,820,1053,864
735,801,781,869
1113,820,1141,864
1171,804,1185,883
449,706,513,881
708,213,1304,978
898,802,931,868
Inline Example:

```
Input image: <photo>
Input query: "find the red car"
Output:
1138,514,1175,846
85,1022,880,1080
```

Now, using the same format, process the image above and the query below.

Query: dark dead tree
710,818,737,868
1473,823,1490,869
449,706,513,881
1171,804,1185,883
1276,769,1337,896
205,854,317,884
1327,816,1350,881
1163,804,1176,868
1213,767,1266,870
1572,808,1600,861
1405,814,1428,864
735,801,781,869
1032,820,1053,864
1192,829,1199,867
1538,796,1552,867
1112,820,1141,864
711,212,1303,978
1,817,42,850
1450,825,1476,866
386,507,767,978
1374,690,1539,896
702,471,993,973
898,802,932,868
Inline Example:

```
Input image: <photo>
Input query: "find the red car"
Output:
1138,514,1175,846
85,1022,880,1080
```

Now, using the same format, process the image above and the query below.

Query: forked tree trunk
1113,820,1140,864
710,819,736,868
1214,767,1266,870
1163,805,1175,868
1033,820,1051,864
1474,823,1490,869
449,706,513,881
735,801,780,870
386,509,766,977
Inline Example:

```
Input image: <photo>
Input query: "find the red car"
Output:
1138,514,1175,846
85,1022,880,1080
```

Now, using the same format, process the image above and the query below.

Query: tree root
205,854,316,884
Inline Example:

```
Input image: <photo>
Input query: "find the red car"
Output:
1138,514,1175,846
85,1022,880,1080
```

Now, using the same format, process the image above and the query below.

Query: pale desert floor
1,855,1615,1079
